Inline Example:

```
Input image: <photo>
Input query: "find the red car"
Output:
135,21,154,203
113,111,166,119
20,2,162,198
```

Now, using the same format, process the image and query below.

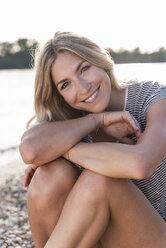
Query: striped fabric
125,81,166,220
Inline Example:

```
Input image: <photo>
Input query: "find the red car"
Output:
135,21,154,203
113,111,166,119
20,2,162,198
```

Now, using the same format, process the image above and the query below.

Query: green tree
0,38,38,69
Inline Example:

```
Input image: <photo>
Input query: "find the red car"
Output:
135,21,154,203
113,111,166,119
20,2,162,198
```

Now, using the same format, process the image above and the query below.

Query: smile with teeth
84,88,99,103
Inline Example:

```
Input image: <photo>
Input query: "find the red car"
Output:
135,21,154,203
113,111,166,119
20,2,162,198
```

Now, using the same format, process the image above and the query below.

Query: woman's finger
120,137,136,145
123,112,137,130
24,172,29,187
24,165,36,188
124,112,142,136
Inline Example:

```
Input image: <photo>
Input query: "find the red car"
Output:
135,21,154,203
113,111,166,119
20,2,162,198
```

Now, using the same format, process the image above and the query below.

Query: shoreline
0,160,35,247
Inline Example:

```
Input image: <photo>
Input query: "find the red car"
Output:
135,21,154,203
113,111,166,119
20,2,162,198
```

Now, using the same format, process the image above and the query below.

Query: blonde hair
33,31,121,124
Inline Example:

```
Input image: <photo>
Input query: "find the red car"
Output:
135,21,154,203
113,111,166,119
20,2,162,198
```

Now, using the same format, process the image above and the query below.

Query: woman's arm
65,99,166,180
19,111,139,167
19,114,98,166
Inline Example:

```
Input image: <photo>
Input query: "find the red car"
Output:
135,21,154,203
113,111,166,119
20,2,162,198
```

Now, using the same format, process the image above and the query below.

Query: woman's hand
96,111,141,144
24,164,38,188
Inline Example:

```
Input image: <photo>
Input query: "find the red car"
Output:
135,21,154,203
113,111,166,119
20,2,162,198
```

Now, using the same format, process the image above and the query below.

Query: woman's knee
73,170,128,203
71,170,109,204
28,158,80,207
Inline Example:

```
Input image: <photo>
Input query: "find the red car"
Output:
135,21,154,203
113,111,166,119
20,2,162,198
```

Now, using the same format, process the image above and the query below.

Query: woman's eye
61,81,70,90
81,65,90,73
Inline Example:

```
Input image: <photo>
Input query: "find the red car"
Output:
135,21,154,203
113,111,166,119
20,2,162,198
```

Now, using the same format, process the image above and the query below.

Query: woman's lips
84,87,99,103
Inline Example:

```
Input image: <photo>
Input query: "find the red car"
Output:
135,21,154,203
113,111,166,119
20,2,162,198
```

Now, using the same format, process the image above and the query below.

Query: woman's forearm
19,114,99,166
66,142,146,179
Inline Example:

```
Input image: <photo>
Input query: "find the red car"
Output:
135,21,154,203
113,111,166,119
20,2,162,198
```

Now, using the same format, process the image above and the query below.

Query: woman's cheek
63,93,76,105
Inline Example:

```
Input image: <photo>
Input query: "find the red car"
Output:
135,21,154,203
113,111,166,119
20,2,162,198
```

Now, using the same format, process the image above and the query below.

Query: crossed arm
20,99,166,186
63,99,166,179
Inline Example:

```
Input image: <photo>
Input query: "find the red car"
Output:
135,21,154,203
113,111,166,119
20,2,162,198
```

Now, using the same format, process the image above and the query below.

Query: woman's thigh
100,178,166,248
27,158,81,246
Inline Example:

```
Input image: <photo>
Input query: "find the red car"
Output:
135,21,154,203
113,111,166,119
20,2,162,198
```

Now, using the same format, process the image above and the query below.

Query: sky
0,0,166,52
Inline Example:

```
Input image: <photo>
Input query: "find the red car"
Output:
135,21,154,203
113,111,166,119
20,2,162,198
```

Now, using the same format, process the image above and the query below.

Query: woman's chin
72,100,110,113
92,101,110,113
89,105,108,113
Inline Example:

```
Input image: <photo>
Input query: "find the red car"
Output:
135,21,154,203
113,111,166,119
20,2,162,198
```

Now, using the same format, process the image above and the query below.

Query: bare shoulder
146,98,166,123
138,98,166,144
136,98,166,171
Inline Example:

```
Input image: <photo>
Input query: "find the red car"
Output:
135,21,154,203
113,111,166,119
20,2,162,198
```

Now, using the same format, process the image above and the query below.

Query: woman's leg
27,158,80,248
101,177,166,248
44,170,166,248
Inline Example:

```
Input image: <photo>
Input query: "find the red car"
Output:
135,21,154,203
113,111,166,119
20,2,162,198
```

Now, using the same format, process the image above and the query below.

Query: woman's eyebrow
56,60,86,87
75,60,86,72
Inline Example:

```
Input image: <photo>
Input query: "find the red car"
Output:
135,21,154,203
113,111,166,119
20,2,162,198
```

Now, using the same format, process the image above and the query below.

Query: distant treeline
107,47,166,64
0,39,166,69
0,39,38,69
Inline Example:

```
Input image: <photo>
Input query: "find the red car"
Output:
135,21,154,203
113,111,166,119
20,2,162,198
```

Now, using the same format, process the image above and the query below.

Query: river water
0,63,166,167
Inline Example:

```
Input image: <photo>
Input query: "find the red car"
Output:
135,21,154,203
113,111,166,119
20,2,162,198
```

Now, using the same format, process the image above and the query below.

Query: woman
19,31,166,248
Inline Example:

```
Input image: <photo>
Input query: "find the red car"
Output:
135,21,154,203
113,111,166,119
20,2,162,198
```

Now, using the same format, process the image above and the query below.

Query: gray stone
0,174,35,247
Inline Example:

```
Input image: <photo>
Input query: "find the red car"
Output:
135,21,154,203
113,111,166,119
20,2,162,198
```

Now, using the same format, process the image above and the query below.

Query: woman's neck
107,87,126,112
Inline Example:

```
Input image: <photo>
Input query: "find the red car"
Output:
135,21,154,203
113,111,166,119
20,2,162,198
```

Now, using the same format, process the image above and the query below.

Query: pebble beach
0,160,35,247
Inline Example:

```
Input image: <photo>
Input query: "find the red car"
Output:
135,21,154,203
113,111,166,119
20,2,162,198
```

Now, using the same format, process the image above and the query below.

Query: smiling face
51,50,112,113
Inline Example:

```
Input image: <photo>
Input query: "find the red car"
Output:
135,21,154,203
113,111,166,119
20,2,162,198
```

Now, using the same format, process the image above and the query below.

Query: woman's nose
76,78,91,94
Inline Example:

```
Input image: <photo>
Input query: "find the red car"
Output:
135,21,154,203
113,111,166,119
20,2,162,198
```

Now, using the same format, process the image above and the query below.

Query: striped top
124,81,166,220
